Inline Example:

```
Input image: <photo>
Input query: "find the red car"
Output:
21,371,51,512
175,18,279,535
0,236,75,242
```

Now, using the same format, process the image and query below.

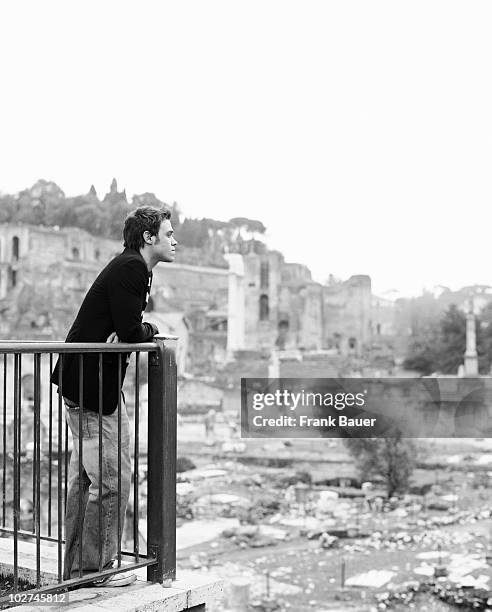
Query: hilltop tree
178,218,210,248
229,217,266,239
131,192,165,208
69,194,107,235
0,181,268,267
16,180,66,226
0,194,18,223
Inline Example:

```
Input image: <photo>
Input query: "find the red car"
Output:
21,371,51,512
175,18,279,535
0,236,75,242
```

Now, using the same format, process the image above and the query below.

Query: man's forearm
107,322,159,344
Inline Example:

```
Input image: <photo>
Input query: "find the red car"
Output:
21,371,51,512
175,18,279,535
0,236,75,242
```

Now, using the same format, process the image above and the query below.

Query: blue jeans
64,401,131,579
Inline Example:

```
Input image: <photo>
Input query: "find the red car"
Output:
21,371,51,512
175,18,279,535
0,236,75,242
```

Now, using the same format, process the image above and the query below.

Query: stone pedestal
227,578,250,612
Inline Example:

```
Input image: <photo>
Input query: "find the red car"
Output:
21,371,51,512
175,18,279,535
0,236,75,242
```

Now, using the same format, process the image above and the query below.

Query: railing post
147,335,177,583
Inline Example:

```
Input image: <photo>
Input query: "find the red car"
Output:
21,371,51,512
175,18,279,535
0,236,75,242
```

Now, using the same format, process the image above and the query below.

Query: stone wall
322,275,372,356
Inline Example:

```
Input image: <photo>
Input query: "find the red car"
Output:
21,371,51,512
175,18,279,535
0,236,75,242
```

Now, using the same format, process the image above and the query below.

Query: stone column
225,254,245,357
464,299,478,376
268,349,280,378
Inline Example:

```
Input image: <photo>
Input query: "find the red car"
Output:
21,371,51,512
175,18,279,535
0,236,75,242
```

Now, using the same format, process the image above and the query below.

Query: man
51,207,177,586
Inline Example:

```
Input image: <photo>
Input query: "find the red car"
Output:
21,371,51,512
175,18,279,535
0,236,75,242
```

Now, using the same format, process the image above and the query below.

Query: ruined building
225,249,381,357
0,220,393,375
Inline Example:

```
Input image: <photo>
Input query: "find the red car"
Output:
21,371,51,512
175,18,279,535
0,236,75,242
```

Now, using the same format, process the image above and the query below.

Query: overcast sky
0,1,491,297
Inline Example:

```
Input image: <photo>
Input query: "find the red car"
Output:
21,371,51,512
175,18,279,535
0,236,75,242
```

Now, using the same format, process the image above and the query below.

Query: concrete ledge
3,572,223,612
0,540,223,612
4,574,223,611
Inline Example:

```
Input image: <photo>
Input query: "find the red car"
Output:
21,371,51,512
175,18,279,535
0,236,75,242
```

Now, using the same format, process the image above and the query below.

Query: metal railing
0,335,177,603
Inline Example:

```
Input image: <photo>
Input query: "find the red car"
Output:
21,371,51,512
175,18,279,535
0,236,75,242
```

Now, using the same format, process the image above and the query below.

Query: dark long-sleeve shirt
51,248,158,414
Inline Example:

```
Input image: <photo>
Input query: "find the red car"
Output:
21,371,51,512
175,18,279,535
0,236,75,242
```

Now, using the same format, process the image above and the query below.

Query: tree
344,435,416,498
403,302,492,375
16,180,66,226
477,302,492,373
228,217,266,240
403,304,466,375
403,326,439,374
131,192,165,208
0,194,18,223
434,304,466,374
178,218,210,248
70,195,107,235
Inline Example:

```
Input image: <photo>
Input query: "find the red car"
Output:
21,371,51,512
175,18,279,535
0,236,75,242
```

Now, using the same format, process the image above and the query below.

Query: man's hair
123,207,171,251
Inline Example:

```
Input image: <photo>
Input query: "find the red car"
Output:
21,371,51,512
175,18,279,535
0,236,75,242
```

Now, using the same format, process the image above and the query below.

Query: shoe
88,569,137,588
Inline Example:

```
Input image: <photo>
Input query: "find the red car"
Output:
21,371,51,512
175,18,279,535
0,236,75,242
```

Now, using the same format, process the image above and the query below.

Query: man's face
153,219,177,263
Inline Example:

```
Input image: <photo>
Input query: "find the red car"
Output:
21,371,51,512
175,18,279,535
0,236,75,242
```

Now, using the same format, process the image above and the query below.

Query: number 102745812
8,592,69,606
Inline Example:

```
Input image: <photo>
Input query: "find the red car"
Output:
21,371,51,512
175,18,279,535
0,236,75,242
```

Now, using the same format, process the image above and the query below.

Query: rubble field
176,427,492,610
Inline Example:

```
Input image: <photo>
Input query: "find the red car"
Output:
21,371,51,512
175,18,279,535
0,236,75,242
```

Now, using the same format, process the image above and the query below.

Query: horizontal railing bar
0,557,158,603
0,537,158,556
0,342,161,354
0,336,177,345
0,335,177,354
0,526,63,544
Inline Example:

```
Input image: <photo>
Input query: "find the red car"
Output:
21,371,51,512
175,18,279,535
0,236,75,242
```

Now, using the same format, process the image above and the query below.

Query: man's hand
106,332,120,343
